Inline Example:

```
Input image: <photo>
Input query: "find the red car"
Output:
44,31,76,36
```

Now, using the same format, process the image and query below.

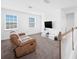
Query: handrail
58,27,77,59
61,27,77,37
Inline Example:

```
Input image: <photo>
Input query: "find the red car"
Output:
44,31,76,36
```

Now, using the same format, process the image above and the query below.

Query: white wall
1,8,42,40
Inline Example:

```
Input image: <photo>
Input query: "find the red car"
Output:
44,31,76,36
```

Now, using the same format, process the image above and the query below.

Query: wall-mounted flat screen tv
44,21,52,28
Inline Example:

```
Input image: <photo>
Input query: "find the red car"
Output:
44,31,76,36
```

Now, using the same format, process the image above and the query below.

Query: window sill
4,28,18,31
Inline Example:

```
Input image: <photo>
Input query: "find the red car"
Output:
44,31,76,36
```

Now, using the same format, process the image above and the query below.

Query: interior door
66,13,75,31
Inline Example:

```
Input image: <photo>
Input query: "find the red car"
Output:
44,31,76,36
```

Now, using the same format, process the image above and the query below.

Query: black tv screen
44,21,52,28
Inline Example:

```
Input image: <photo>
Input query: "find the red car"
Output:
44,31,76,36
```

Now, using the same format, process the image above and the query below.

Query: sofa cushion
20,35,32,43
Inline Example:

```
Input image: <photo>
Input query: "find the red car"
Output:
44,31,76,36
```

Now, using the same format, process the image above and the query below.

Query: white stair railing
58,27,77,59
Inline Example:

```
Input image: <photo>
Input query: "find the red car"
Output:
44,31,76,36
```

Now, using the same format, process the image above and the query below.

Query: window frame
4,15,18,30
29,16,36,28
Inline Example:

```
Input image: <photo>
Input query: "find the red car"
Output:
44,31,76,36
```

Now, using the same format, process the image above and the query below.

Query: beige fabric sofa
10,32,36,57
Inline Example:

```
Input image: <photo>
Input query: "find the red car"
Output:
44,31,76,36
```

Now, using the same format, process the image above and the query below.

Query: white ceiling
24,0,77,9
1,0,77,9
1,0,77,15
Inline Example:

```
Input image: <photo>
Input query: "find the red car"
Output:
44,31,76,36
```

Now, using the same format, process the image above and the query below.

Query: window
6,15,17,29
29,17,35,27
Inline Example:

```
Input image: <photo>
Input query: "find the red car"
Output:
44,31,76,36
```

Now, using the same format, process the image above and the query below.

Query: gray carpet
1,33,59,59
